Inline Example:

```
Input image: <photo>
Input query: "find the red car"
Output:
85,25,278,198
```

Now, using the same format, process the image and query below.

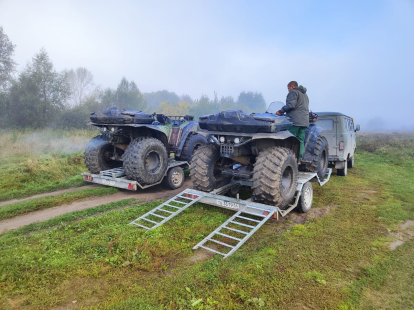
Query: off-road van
315,112,360,176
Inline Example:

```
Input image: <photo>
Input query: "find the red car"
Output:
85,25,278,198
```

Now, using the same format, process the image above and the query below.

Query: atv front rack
129,169,332,258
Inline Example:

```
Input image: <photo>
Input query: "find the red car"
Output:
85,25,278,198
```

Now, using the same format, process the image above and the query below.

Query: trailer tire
123,137,168,184
84,135,122,174
252,147,298,209
306,135,329,181
162,166,185,190
178,133,207,163
296,182,313,213
190,144,232,192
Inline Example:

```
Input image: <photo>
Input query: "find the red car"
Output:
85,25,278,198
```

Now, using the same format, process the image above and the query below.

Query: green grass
0,187,118,220
0,128,96,201
0,132,413,309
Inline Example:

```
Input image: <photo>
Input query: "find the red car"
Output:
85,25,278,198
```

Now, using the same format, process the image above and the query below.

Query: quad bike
190,101,328,209
84,107,206,189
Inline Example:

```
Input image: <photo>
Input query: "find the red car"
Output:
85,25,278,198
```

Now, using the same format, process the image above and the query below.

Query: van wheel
252,147,298,209
337,161,348,176
347,156,354,168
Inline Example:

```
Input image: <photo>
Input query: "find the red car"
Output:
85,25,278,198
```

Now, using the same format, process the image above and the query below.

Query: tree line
0,26,266,129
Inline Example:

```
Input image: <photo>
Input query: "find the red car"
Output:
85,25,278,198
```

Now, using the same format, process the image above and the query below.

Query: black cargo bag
90,107,155,124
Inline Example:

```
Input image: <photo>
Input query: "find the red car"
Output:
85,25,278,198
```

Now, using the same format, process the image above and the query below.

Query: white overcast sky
1,0,413,129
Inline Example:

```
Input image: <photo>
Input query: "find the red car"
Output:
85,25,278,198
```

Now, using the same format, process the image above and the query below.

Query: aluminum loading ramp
129,168,332,258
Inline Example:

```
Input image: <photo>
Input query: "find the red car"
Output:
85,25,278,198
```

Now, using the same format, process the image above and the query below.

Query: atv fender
251,131,300,159
175,122,198,157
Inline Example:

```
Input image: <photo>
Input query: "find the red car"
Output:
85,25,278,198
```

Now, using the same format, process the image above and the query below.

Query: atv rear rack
130,168,332,258
81,159,188,190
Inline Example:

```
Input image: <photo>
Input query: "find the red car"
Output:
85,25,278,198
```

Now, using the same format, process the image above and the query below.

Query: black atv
84,107,206,188
190,101,328,209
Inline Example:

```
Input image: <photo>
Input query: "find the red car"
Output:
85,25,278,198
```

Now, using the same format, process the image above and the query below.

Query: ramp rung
149,212,166,219
199,245,225,256
222,226,249,235
208,238,234,248
158,208,174,214
164,204,181,209
130,223,151,230
229,220,256,229
215,232,242,241
142,218,159,224
235,215,261,223
171,200,188,204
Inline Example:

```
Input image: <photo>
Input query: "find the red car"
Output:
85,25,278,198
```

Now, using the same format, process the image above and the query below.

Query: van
315,112,360,176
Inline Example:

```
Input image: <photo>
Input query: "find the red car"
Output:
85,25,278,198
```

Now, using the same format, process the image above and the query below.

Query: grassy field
0,131,413,309
0,129,96,201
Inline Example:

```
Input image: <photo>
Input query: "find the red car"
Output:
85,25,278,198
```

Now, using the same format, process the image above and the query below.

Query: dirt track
0,178,192,234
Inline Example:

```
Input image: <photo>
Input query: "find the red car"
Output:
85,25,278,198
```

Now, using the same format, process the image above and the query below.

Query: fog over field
1,0,413,130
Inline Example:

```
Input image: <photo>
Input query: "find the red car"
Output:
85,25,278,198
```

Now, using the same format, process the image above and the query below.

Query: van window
317,119,334,131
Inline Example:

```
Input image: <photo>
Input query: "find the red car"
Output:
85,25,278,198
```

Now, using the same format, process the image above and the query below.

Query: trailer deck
129,168,332,258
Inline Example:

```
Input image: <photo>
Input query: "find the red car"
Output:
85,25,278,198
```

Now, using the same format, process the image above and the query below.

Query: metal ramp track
193,207,275,259
100,167,126,178
129,189,202,230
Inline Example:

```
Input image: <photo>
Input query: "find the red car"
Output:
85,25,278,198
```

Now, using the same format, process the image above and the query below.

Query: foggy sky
1,0,413,130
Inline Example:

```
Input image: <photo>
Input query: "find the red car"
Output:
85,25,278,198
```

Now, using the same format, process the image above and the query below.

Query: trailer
129,168,332,258
81,158,189,190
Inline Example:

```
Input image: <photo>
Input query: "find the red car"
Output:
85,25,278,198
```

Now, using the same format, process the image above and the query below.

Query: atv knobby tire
252,147,298,209
178,133,207,163
190,144,232,192
123,137,168,184
84,135,122,174
306,135,329,181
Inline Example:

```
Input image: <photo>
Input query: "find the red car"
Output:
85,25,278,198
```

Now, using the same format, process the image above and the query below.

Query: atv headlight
220,136,225,143
111,127,115,132
102,127,107,132
234,137,240,144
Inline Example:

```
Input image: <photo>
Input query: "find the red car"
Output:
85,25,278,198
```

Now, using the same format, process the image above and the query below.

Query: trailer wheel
123,137,168,184
347,156,354,168
178,133,207,162
163,166,185,190
84,135,122,174
306,135,329,181
252,147,298,209
190,144,232,192
296,182,313,213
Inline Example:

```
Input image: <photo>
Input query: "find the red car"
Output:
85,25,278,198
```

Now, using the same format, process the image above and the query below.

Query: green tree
0,26,16,90
113,77,146,111
7,49,69,128
143,90,180,112
237,91,266,113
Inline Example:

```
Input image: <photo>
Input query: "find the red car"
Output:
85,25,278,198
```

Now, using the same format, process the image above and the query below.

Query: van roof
315,112,352,118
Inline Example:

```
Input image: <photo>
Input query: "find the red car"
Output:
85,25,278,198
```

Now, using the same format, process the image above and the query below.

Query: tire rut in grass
0,178,192,233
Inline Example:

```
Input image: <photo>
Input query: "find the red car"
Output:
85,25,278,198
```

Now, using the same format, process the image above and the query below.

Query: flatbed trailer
129,168,332,258
81,158,189,190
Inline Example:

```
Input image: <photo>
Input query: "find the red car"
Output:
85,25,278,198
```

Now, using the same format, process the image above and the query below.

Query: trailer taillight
339,141,344,150
186,193,198,199
128,183,136,190
83,175,87,180
88,176,93,181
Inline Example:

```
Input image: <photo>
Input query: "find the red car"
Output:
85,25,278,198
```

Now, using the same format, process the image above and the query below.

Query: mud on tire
190,144,232,192
252,147,298,209
123,137,168,184
84,135,122,174
178,133,207,163
306,135,329,181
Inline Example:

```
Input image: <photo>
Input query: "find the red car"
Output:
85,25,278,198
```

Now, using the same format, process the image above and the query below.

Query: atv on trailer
191,101,329,209
84,107,206,189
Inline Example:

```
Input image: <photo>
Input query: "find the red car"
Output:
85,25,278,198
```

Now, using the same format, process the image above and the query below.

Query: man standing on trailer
276,81,309,163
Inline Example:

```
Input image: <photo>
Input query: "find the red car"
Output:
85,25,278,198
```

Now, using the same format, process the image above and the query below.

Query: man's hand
276,110,284,116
